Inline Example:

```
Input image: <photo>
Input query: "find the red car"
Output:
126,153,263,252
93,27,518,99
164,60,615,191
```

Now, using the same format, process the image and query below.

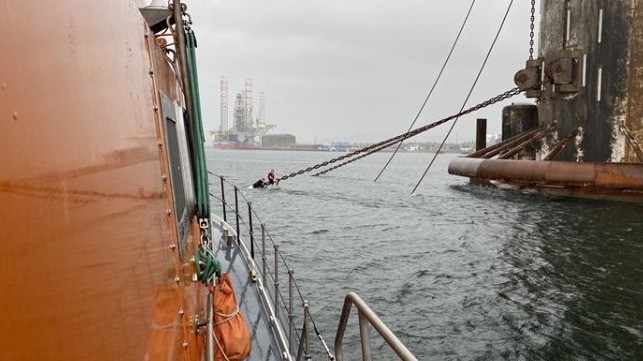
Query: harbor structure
211,78,274,148
448,1,643,201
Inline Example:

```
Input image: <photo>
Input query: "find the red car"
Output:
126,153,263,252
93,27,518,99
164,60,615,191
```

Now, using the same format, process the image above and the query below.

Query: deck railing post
261,224,267,286
288,268,294,355
274,244,280,321
358,311,372,361
303,301,311,360
220,176,227,222
248,202,254,259
234,186,240,242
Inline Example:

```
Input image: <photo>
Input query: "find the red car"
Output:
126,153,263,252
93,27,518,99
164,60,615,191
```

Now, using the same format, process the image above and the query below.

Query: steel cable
374,0,477,182
410,0,515,195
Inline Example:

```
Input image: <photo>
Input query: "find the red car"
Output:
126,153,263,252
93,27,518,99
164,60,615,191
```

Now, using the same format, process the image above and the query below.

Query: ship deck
212,225,283,360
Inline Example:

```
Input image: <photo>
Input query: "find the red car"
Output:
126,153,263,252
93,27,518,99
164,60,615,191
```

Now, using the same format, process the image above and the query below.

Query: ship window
160,92,189,260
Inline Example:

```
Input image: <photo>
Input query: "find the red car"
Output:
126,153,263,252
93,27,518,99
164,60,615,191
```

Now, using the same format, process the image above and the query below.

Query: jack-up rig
210,77,275,149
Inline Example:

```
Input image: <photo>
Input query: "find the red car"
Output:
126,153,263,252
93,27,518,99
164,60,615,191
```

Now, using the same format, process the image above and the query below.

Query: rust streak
0,181,165,201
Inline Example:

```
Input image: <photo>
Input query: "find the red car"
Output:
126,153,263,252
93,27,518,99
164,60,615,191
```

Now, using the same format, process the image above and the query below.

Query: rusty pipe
448,158,643,190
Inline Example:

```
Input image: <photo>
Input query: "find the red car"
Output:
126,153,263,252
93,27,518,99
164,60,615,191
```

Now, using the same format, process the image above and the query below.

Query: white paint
575,127,584,162
538,127,557,160
582,53,587,87
598,9,603,44
566,9,571,44
612,117,628,162
610,97,630,162
596,67,602,102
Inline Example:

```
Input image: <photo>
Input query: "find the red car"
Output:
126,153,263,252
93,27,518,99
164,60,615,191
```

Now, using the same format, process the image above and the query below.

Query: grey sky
187,0,538,144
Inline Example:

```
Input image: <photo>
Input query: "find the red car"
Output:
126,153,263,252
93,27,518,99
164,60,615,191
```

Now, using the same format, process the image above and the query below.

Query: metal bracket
194,314,208,334
548,49,584,94
514,58,543,98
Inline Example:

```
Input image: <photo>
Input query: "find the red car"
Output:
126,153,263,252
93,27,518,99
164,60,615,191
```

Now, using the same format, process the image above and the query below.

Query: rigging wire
374,0,477,182
410,0,515,195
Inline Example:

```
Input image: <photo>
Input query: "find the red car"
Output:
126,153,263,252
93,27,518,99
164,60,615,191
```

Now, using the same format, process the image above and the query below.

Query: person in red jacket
267,169,278,185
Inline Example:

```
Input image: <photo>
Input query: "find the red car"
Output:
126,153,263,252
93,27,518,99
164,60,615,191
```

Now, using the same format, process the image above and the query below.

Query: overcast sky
185,0,539,144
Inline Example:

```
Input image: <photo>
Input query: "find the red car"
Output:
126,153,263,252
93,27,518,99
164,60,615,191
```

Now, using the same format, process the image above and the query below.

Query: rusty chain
278,87,522,181
314,139,397,176
529,0,536,59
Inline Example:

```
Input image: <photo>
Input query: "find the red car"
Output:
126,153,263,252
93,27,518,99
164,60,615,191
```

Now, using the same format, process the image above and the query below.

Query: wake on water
247,184,281,190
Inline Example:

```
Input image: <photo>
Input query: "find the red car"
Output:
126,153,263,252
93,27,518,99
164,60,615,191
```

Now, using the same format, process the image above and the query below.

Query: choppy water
207,149,643,360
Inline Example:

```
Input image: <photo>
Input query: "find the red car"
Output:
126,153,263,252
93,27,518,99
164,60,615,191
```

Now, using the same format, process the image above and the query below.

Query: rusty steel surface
448,158,643,191
449,2,643,200
626,0,643,162
538,1,635,162
1,1,202,361
475,118,487,151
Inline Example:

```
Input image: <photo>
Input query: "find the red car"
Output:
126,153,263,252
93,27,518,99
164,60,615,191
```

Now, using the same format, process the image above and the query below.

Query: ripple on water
209,150,643,360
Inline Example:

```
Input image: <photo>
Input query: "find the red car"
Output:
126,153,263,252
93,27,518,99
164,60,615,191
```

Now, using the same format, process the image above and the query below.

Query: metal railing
335,292,418,361
208,172,335,361
208,172,418,361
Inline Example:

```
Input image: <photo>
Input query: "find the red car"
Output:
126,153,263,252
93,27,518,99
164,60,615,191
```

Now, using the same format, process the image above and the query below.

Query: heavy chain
314,139,397,176
529,0,536,59
280,88,523,181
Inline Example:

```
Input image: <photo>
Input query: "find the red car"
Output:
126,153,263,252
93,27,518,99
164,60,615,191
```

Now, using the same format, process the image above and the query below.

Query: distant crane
219,76,228,133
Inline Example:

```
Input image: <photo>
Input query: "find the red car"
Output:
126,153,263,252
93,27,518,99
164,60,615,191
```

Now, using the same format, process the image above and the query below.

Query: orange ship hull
1,1,205,360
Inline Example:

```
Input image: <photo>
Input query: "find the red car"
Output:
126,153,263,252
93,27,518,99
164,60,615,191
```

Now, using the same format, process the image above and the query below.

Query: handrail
210,213,293,361
208,172,335,360
206,292,214,361
209,173,417,360
335,292,417,361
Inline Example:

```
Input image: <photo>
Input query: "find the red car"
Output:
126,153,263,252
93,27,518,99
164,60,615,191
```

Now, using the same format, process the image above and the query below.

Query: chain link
529,0,535,59
279,88,522,180
199,218,210,248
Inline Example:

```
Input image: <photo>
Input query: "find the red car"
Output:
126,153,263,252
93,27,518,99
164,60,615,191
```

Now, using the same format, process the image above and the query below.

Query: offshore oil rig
210,77,274,149
448,1,643,202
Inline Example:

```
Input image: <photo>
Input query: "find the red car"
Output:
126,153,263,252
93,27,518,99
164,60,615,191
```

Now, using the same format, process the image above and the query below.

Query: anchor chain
529,0,536,59
279,87,522,180
314,139,397,176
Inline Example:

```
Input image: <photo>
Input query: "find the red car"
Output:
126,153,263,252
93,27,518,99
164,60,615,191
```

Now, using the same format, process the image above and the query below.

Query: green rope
195,247,221,283
184,30,222,285
185,30,210,220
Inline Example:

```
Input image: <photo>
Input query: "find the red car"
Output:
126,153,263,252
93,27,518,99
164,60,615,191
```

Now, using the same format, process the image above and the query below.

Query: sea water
207,149,643,360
